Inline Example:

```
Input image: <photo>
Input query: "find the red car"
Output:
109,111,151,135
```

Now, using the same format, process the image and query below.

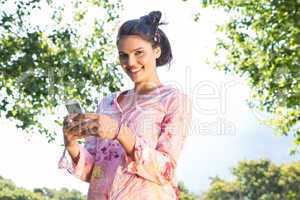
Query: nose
127,55,138,67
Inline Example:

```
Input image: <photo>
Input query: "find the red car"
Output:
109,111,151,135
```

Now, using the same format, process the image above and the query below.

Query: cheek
140,55,156,67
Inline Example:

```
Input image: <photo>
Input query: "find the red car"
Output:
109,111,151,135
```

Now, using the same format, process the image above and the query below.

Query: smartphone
65,100,83,114
65,100,94,135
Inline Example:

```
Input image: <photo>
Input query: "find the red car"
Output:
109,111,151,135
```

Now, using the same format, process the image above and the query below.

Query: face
117,35,161,84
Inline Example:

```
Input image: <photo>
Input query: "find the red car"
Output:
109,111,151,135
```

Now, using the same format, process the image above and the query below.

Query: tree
200,176,241,200
196,0,300,153
0,0,123,142
0,175,86,200
178,181,199,200
0,175,198,200
201,159,300,200
0,176,44,200
33,187,86,200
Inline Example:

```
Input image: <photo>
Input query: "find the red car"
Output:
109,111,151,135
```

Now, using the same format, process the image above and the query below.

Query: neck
134,77,162,95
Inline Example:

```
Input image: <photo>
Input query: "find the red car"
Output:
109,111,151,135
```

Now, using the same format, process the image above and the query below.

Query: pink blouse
58,85,192,200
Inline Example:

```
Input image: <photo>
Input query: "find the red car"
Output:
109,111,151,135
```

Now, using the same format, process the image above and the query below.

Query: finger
80,120,99,131
63,117,69,128
65,118,95,133
63,113,79,126
65,113,80,121
63,120,76,131
63,115,73,126
69,121,97,134
68,131,87,138
67,122,81,133
70,113,83,122
81,113,100,120
66,125,87,137
80,127,98,136
82,120,101,135
89,123,100,135
79,129,89,136
65,113,86,129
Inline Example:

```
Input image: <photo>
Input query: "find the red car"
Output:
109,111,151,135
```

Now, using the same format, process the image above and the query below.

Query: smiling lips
129,67,143,75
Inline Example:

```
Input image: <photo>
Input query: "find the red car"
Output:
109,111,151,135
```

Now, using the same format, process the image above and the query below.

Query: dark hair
116,11,173,67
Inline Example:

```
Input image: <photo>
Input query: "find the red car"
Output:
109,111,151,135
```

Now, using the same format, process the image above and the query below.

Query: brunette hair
117,11,173,67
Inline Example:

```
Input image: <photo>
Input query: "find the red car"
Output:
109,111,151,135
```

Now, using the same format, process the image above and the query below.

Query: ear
154,46,161,59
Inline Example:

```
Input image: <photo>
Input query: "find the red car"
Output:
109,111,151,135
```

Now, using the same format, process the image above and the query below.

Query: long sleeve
125,92,192,185
58,136,97,182
58,96,108,182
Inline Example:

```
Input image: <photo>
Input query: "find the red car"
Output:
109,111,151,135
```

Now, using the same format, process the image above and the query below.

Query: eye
119,53,128,61
135,50,144,56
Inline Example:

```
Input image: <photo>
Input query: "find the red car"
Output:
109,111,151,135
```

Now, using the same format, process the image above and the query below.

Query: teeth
131,68,142,73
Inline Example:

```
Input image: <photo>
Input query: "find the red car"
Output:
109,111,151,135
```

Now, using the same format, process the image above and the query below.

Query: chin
132,76,146,84
129,74,143,83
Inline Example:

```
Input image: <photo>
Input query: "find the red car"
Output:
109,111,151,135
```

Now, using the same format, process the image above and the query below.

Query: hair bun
140,11,162,28
148,11,161,27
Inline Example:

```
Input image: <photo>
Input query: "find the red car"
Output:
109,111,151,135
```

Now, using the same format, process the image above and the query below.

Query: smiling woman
118,35,160,84
116,10,173,93
58,11,192,200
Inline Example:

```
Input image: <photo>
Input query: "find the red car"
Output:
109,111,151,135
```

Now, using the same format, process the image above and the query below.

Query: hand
77,113,119,140
63,113,87,147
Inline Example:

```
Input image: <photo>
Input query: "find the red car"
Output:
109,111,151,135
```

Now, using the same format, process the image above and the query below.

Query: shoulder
160,85,192,114
162,85,191,105
95,91,118,113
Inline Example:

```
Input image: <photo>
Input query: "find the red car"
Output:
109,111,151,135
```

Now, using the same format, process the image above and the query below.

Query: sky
0,0,299,196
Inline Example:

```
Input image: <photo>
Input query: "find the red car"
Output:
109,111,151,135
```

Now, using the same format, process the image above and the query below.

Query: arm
117,92,192,185
58,136,97,182
64,138,80,163
58,96,109,182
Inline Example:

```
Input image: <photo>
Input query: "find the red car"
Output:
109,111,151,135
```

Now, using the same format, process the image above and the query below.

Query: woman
59,11,192,200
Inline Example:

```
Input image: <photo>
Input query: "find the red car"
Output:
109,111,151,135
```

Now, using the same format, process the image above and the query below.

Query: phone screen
65,100,83,114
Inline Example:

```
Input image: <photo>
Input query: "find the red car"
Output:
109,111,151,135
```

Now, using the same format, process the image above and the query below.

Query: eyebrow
118,47,144,54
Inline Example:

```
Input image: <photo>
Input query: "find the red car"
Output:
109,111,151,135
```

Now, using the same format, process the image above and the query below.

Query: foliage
1,175,200,200
178,181,199,200
0,0,123,142
201,159,300,200
33,187,85,200
197,0,300,153
0,175,86,200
